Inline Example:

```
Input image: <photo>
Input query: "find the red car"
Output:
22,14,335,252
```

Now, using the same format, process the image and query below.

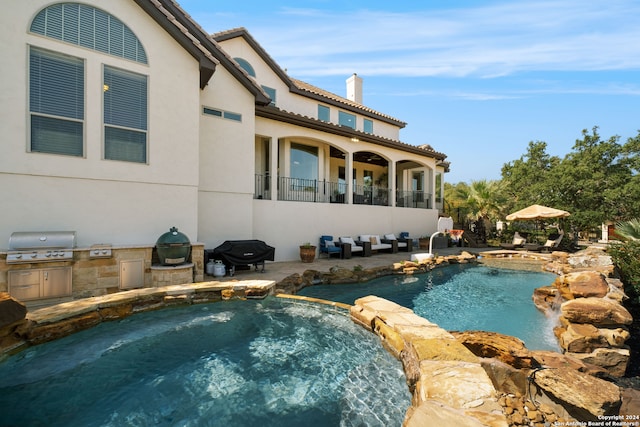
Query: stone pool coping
1,279,275,354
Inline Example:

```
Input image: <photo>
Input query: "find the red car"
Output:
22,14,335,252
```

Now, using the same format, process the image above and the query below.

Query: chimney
346,73,363,104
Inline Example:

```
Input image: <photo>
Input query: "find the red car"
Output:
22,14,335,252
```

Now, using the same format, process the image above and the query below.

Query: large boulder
452,330,536,369
559,323,630,353
479,358,528,396
529,350,609,377
414,360,501,411
567,248,613,271
0,293,29,355
605,277,628,303
532,286,561,314
568,348,631,378
561,297,633,327
555,271,609,300
0,292,27,328
531,366,621,420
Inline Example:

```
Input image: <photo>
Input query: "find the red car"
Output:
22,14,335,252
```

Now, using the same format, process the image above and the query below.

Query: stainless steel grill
7,231,76,264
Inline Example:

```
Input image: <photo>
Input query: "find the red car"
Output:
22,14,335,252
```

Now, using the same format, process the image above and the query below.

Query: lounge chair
383,233,413,252
500,232,526,250
540,232,563,253
339,236,367,258
319,235,342,259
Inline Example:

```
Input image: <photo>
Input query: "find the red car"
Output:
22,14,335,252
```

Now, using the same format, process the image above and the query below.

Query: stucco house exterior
0,0,448,284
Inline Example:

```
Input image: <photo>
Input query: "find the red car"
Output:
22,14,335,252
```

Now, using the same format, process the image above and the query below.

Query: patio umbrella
506,204,570,221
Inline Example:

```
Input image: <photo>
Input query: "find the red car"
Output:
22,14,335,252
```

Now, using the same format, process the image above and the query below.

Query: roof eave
256,105,445,161
134,1,270,103
133,0,217,89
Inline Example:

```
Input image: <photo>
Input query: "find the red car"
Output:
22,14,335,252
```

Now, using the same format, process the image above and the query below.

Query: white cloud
243,0,640,78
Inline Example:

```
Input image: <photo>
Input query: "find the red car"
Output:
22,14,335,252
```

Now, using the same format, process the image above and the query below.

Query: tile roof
136,1,270,102
212,27,406,128
289,78,406,127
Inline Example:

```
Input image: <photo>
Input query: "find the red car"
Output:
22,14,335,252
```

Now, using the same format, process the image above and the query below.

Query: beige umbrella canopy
506,204,570,221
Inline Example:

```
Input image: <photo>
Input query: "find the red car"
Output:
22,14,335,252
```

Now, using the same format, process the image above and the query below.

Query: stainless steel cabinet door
8,270,41,301
42,267,72,298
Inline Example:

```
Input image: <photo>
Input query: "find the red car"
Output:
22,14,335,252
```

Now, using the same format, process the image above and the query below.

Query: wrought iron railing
395,190,431,209
255,174,430,209
274,176,347,203
352,184,390,206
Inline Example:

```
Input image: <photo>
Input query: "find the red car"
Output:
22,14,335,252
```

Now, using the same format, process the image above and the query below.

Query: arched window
31,3,147,64
234,57,256,77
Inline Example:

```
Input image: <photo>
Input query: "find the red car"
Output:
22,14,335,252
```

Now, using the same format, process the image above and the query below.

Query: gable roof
132,0,270,104
213,27,406,128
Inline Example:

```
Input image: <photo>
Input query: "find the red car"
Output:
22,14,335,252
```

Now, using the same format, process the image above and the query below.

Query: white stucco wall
0,1,202,247
253,200,439,261
197,55,258,247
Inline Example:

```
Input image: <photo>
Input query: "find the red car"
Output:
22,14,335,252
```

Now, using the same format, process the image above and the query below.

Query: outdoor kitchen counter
1,243,206,302
0,242,207,254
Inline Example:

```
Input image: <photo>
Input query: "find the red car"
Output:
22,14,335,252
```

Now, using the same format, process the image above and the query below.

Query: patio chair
319,235,342,259
339,236,368,257
383,233,413,252
499,232,526,250
540,232,563,253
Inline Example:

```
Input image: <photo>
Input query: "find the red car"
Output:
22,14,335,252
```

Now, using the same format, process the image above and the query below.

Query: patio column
345,152,353,204
388,160,396,207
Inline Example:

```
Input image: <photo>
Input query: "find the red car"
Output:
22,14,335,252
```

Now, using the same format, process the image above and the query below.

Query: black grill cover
211,240,275,266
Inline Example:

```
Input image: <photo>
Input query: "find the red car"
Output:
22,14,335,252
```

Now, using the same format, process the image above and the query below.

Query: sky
178,0,640,183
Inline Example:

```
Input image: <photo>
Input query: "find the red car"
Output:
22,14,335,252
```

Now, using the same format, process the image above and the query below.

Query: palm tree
615,219,640,241
445,180,506,242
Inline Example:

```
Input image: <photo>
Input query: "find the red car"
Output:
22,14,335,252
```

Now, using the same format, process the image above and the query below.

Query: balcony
352,184,390,206
254,174,430,208
396,190,431,209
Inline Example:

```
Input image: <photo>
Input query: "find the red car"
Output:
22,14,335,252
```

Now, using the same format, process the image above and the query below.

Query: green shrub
608,241,640,304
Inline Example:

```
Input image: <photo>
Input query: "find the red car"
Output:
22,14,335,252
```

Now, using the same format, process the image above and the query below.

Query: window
29,47,84,156
318,105,330,122
290,143,318,181
203,107,222,117
104,66,147,163
203,106,242,122
363,119,373,134
31,3,147,64
338,111,356,129
262,86,276,106
234,57,255,77
223,111,242,122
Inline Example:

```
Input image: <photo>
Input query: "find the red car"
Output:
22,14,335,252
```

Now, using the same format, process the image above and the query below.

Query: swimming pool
298,264,560,351
0,298,410,427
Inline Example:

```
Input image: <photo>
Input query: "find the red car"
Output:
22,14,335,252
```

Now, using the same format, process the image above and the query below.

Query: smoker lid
156,227,191,247
8,231,77,250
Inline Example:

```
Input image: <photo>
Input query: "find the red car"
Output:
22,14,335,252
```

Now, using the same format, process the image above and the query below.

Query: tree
500,128,640,239
552,127,630,235
615,219,640,241
444,180,506,239
501,141,561,213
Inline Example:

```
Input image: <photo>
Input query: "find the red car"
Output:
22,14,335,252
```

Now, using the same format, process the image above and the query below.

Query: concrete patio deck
205,246,474,284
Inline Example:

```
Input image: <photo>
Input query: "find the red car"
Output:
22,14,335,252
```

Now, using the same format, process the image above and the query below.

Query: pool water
298,264,560,351
0,298,410,427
